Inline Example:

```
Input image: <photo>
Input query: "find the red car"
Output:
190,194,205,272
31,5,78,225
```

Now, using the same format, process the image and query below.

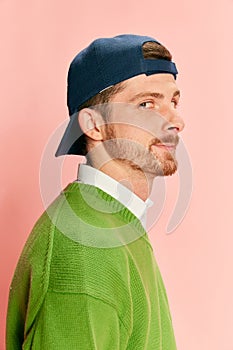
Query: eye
139,101,154,109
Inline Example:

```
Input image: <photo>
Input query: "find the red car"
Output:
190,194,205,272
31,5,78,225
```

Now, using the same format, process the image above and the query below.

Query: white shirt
75,164,153,230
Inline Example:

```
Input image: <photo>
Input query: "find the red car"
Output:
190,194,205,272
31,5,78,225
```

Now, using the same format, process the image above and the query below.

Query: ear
78,108,104,141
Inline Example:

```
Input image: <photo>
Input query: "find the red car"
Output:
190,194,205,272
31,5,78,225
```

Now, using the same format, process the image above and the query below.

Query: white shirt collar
75,164,153,229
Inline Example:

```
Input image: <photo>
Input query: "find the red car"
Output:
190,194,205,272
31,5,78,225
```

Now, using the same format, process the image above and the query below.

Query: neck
86,153,155,201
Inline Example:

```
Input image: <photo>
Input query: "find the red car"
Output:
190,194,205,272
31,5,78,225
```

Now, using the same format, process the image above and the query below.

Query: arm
23,292,129,349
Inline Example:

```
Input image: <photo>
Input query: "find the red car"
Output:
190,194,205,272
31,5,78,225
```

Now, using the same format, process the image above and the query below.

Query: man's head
55,34,184,177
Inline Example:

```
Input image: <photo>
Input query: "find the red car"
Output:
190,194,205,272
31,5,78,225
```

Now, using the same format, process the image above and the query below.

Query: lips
154,143,176,150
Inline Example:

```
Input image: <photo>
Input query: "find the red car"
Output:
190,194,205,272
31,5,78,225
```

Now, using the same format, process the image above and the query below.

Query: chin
149,151,178,176
161,160,178,176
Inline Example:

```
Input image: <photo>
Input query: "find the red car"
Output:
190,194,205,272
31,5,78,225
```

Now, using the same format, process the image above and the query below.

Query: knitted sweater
6,182,177,349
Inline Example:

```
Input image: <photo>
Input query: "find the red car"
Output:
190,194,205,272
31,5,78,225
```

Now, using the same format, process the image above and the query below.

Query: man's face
101,73,185,177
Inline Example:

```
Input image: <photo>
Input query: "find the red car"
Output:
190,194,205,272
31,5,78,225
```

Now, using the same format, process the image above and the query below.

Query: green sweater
6,182,177,349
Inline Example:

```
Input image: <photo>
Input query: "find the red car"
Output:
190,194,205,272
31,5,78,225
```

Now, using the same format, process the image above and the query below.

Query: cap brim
55,112,86,157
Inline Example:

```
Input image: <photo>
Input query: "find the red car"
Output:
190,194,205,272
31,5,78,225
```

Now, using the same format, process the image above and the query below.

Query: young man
6,34,184,349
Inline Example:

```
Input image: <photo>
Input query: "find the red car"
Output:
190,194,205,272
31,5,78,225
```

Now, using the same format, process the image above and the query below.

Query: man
6,34,184,349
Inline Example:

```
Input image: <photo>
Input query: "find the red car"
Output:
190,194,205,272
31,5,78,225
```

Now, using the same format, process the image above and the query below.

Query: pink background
1,1,232,349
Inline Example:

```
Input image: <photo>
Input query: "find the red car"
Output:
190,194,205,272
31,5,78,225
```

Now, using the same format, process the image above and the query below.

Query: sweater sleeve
23,291,129,350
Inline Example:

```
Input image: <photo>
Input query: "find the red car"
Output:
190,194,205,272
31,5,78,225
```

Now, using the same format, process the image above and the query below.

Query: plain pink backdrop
1,1,232,349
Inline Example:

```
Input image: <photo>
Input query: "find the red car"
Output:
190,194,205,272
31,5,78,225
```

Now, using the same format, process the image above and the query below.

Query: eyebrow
128,90,180,103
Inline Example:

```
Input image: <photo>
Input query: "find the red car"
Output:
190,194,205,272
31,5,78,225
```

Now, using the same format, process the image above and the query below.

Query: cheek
106,124,132,139
116,125,154,148
110,106,164,139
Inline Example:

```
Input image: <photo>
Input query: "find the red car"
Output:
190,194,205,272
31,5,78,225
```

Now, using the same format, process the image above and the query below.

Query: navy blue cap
55,34,178,157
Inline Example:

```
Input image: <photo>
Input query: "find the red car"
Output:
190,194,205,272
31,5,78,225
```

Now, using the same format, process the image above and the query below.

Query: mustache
149,134,179,147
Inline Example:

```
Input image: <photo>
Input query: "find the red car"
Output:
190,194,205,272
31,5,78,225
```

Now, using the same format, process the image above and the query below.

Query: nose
160,104,185,134
166,114,185,134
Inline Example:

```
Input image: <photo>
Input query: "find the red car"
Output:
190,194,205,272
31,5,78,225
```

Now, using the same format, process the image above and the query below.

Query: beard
102,125,179,177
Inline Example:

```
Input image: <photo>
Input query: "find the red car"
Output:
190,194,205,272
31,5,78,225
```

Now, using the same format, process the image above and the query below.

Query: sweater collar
76,163,153,229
